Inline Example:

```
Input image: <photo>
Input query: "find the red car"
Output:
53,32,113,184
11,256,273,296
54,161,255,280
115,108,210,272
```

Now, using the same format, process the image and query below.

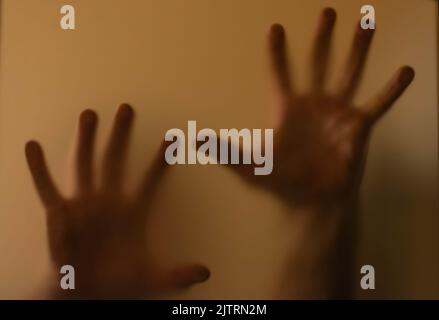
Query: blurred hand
223,8,414,207
26,104,210,299
215,8,415,298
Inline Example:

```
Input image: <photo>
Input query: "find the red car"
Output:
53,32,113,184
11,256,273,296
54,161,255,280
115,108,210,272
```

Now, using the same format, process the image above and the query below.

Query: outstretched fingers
102,103,134,192
362,66,415,123
311,7,336,93
75,109,98,195
25,141,63,209
338,24,375,102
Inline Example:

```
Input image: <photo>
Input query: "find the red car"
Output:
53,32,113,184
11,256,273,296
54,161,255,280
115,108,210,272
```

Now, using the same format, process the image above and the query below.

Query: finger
269,24,294,98
196,136,255,180
136,140,171,208
25,141,63,209
362,66,415,122
311,7,336,92
75,109,98,194
154,264,211,291
102,103,134,191
337,24,375,102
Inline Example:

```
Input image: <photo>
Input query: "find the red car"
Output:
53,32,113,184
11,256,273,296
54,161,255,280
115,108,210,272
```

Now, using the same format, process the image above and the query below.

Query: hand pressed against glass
26,104,210,299
217,8,414,299
222,8,414,207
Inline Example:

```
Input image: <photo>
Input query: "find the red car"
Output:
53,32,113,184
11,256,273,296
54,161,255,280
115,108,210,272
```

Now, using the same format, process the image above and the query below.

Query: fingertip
399,66,415,85
25,140,44,169
25,140,41,157
270,23,284,33
172,264,211,288
363,65,416,122
192,265,211,283
269,23,285,42
79,109,98,125
322,7,336,22
317,7,336,34
119,102,134,113
117,103,135,122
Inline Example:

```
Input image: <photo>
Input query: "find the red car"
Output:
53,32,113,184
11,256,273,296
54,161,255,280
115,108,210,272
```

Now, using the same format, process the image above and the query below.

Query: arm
220,8,414,299
281,199,359,299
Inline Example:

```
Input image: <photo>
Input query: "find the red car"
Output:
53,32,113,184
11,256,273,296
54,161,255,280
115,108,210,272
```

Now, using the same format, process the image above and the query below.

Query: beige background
0,0,437,299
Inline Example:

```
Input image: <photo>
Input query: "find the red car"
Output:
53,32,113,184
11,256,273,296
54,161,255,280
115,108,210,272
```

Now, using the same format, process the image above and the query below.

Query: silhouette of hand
26,104,210,299
224,8,414,207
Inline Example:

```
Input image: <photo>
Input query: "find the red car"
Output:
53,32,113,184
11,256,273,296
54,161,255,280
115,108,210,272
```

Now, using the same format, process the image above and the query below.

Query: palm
46,196,147,296
271,95,366,204
26,104,210,299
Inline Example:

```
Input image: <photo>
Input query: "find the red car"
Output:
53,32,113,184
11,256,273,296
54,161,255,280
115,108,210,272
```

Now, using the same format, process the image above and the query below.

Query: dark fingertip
120,102,134,112
269,24,286,52
194,265,211,283
25,140,40,154
318,7,336,33
25,141,43,166
270,23,285,39
322,7,336,22
400,66,415,84
118,103,135,120
79,109,97,125
120,102,133,110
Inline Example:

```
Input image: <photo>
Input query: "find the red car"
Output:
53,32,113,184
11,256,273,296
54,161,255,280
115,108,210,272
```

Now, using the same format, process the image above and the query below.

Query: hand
223,8,414,207
25,104,210,299
218,8,414,299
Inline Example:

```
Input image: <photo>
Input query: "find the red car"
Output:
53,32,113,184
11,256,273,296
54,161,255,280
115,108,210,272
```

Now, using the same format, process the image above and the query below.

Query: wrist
282,196,359,298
